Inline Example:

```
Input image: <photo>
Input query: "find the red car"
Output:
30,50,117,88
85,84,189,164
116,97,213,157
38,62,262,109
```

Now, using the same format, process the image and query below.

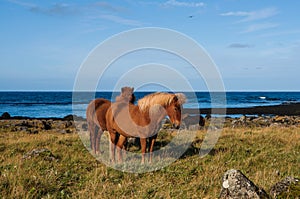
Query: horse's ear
121,87,125,93
175,93,186,104
131,87,134,92
172,96,178,103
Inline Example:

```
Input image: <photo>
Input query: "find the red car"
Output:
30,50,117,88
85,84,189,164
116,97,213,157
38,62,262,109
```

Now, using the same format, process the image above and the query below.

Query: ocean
0,91,299,118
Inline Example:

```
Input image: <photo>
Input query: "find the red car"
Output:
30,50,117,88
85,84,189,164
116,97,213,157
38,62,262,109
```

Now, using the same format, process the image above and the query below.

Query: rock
63,114,85,121
52,121,75,130
229,115,300,128
1,112,11,119
272,116,299,126
240,115,247,123
182,114,205,129
57,129,66,134
270,123,281,128
65,121,74,128
273,116,287,123
63,114,74,121
182,114,198,129
42,120,52,130
65,129,73,133
219,169,269,199
57,129,73,134
231,120,239,128
81,123,88,131
252,117,271,127
53,121,66,129
231,116,250,128
27,129,39,134
269,176,300,198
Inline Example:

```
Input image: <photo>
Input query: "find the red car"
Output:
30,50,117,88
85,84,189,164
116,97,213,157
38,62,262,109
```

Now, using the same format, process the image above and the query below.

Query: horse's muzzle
173,124,180,129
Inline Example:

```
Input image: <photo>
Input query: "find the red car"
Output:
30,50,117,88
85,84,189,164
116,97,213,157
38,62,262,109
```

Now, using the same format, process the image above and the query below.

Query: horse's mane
138,92,186,112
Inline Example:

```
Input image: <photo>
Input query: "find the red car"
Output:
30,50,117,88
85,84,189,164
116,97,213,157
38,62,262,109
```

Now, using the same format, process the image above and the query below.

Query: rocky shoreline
184,102,300,116
0,113,87,134
0,103,299,133
0,114,299,135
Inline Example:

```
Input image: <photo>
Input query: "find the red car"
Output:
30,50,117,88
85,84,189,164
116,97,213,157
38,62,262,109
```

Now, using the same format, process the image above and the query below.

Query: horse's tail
86,98,110,124
86,98,110,153
93,98,110,112
86,98,109,125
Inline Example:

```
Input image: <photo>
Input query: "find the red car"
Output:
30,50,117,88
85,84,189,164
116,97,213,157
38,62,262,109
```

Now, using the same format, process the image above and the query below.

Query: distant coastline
1,102,300,120
184,102,300,116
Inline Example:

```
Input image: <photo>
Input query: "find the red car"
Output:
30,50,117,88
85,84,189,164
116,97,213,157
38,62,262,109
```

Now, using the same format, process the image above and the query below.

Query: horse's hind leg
140,138,147,164
92,128,99,154
88,122,96,153
109,132,117,163
148,134,157,163
95,127,103,155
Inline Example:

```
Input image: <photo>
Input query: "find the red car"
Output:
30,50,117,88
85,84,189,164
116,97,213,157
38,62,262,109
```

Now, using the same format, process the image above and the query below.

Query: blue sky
1,0,300,91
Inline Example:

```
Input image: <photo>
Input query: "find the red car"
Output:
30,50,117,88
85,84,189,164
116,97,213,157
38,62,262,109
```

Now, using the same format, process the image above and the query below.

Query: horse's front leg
109,132,117,163
95,128,103,155
116,135,127,163
149,134,158,163
140,138,147,164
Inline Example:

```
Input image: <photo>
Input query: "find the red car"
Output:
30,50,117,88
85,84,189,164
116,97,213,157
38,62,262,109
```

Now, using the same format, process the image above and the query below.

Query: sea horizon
0,91,299,119
1,90,300,92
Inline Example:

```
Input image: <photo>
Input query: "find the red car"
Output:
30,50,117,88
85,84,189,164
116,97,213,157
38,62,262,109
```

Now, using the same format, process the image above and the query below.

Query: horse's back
106,102,139,136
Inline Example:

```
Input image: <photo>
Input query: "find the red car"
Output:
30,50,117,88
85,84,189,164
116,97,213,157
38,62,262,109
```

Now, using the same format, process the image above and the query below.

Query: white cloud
241,23,279,33
99,14,143,26
29,3,76,16
228,43,253,48
220,11,250,17
6,0,35,8
7,0,77,16
164,0,205,8
93,2,126,13
221,7,279,22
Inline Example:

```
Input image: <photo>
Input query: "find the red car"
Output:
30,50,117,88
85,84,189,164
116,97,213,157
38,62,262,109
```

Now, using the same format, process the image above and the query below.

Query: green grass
0,125,299,198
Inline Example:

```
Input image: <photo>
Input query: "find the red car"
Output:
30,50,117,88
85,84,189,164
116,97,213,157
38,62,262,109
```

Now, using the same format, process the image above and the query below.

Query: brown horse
106,92,186,163
86,87,135,154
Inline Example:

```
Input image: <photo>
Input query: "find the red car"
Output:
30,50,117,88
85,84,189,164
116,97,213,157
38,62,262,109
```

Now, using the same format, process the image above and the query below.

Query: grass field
0,125,299,198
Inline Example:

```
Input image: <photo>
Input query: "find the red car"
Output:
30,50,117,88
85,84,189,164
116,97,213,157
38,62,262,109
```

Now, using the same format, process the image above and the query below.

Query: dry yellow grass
0,125,299,198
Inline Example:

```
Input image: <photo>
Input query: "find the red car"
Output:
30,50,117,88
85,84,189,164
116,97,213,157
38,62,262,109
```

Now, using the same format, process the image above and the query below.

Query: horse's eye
174,107,178,111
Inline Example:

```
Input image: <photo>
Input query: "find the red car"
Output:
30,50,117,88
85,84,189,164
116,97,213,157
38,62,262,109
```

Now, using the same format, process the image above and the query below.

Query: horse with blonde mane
86,87,135,154
106,92,186,163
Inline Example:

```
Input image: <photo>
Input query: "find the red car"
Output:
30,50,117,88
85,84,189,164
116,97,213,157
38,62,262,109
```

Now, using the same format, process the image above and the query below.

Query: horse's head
165,93,186,129
116,87,136,104
138,92,186,129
